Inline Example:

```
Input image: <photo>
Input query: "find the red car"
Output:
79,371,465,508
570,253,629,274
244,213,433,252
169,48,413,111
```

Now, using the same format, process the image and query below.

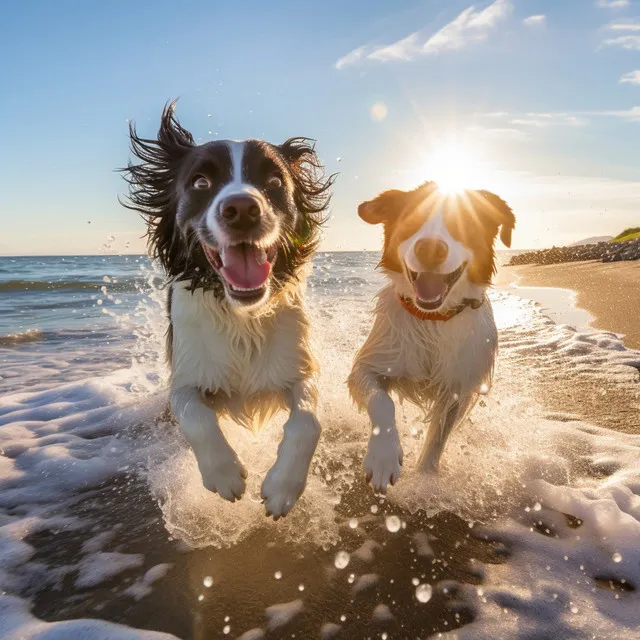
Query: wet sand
496,259,640,435
497,260,640,349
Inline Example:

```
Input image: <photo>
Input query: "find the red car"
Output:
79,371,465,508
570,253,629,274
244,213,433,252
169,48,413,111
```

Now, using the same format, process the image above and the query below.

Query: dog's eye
266,174,283,190
192,175,211,190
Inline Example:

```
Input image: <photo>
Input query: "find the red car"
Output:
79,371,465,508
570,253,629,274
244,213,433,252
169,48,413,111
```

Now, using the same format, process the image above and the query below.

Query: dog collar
397,294,485,322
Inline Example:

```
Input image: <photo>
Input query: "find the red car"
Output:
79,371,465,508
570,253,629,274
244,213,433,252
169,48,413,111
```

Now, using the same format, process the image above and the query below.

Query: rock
508,238,640,266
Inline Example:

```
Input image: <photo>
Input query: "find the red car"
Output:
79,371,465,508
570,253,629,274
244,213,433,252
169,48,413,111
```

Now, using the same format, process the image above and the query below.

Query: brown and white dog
348,181,515,490
122,102,333,519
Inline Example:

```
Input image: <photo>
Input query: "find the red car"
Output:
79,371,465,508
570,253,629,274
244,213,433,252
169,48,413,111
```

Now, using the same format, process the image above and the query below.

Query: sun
420,143,488,194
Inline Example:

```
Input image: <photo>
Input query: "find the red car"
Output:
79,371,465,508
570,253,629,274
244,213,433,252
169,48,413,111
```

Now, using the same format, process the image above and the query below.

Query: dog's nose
414,238,448,269
220,194,263,231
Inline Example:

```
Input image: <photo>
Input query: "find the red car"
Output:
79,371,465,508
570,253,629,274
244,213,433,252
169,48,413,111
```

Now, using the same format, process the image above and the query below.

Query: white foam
76,551,144,589
265,598,304,630
0,594,176,639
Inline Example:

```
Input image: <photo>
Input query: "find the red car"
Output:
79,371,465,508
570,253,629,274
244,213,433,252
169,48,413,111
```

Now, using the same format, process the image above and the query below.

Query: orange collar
397,294,484,321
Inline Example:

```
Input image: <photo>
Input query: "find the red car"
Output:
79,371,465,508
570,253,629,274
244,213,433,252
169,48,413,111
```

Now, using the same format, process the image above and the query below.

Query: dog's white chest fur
353,286,497,399
170,282,310,399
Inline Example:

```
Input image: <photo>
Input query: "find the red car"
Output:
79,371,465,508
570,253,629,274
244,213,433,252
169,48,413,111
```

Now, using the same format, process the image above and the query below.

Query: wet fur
349,182,514,487
120,101,333,518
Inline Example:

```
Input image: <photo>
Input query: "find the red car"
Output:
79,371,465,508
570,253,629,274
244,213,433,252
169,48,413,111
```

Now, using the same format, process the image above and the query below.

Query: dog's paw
363,429,403,491
196,448,248,502
261,455,311,520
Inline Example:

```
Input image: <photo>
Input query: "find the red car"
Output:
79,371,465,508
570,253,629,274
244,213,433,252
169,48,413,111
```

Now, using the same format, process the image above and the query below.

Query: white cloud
484,111,588,127
601,35,640,49
584,106,640,120
335,0,513,68
620,70,640,84
523,15,546,26
606,21,640,31
595,0,630,8
368,33,420,62
335,46,368,70
467,125,530,140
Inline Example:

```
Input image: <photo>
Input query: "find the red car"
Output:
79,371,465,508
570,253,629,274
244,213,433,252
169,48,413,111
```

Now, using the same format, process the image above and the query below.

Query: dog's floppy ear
475,190,516,248
277,137,335,219
358,190,405,225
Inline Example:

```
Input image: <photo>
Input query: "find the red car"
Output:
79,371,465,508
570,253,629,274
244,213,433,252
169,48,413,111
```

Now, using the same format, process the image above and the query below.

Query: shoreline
496,259,640,350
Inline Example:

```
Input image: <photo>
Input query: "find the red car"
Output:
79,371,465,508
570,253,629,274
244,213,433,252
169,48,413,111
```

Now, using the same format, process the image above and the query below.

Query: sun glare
420,143,489,194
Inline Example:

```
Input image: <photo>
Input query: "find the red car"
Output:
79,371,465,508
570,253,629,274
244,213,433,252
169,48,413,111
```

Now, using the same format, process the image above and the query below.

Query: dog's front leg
362,380,403,491
261,380,321,520
171,386,247,502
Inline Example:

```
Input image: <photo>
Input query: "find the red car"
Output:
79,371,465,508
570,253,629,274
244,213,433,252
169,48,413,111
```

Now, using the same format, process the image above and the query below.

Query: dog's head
358,182,515,312
122,101,334,309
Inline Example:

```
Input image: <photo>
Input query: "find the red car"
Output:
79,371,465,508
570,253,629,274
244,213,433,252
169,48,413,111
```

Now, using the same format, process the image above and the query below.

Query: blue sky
1,0,639,254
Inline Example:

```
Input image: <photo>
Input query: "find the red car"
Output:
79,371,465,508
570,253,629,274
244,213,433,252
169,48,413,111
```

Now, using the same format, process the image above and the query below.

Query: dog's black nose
220,194,262,230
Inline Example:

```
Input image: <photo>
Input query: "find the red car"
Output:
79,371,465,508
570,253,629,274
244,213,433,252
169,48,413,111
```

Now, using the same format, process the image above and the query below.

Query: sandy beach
496,259,640,435
497,259,640,349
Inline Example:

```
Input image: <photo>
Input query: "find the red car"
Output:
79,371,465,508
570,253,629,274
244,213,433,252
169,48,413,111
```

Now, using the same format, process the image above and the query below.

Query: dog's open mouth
406,262,467,311
202,242,278,302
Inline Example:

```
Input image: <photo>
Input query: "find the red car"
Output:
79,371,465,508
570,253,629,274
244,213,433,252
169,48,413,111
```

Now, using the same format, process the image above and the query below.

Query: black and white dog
122,102,333,519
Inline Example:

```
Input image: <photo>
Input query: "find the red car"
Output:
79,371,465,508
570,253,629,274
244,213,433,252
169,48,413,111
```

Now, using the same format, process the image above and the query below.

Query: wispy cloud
523,15,546,27
595,0,630,8
601,35,640,49
335,46,368,70
483,111,588,127
335,0,513,69
600,20,640,48
483,107,640,124
467,125,531,141
607,23,640,31
584,106,640,120
620,70,640,84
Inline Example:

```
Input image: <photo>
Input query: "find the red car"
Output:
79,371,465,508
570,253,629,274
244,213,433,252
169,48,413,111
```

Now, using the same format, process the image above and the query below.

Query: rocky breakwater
508,238,640,266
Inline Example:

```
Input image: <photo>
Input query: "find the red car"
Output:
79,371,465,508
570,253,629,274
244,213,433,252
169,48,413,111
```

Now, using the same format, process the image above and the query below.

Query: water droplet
336,156,342,162
412,577,420,586
479,383,489,395
96,299,103,305
298,584,305,591
348,573,355,584
382,633,388,640
372,426,380,436
223,625,230,634
415,583,433,603
334,551,350,569
203,576,213,588
570,604,578,614
274,571,282,580
533,502,542,511
348,518,358,529
385,515,401,533
197,594,204,602
340,614,346,622
103,275,111,283
371,504,379,514
613,552,622,563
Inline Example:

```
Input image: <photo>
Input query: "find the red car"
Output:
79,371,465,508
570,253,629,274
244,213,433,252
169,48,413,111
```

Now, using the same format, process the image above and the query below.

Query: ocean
1,253,639,639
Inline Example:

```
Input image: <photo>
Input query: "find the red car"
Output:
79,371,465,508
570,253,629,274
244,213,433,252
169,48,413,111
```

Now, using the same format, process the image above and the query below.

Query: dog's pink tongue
220,244,270,290
413,272,446,302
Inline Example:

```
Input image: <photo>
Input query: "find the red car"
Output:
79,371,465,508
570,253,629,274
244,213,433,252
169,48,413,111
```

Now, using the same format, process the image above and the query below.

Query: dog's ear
358,190,405,225
475,190,516,248
155,99,195,156
277,137,335,218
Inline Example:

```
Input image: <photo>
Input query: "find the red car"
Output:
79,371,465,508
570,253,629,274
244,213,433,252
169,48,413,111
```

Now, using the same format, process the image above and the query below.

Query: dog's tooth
219,246,227,266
